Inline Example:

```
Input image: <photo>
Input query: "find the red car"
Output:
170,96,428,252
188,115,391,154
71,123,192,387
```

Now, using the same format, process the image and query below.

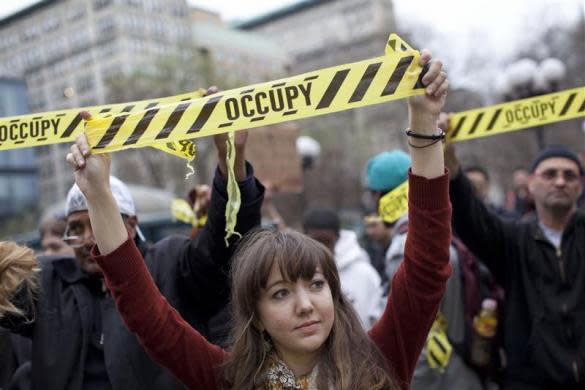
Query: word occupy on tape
0,90,206,160
448,87,585,142
83,34,426,153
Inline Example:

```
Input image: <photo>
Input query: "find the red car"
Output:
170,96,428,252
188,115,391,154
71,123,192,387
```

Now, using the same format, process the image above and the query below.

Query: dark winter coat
0,165,264,390
450,171,585,389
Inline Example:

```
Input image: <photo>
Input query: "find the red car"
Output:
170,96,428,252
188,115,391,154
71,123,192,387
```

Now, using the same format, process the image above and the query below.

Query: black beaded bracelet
405,128,445,140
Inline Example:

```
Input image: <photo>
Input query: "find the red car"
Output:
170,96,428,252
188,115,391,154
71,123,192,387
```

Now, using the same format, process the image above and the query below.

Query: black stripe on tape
272,82,286,88
467,112,484,135
94,105,135,148
316,69,351,109
251,116,265,122
155,102,191,140
56,113,66,117
241,89,254,95
559,93,577,116
32,117,42,120
381,56,414,96
61,113,83,138
38,137,48,141
449,116,467,139
429,350,443,368
432,335,448,355
15,140,24,144
348,62,382,103
486,109,502,131
100,108,112,113
304,75,319,81
123,102,159,146
283,110,297,116
187,95,222,134
10,119,20,123
578,97,585,113
219,122,233,128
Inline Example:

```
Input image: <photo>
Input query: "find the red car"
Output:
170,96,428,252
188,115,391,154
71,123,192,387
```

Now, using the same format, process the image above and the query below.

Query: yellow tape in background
448,87,585,142
378,181,409,224
379,86,585,224
0,90,206,160
81,34,425,153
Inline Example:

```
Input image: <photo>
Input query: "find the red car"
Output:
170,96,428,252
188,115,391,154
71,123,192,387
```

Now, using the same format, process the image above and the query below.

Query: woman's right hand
65,111,112,199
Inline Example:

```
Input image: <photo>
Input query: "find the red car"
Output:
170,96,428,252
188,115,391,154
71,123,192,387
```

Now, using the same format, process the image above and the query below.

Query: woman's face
257,263,335,365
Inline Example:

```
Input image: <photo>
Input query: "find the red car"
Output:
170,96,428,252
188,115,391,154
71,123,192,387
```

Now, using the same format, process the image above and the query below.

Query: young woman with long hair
65,50,451,389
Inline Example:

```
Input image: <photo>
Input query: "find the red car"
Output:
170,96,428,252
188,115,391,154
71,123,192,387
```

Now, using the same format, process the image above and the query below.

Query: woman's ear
253,319,264,333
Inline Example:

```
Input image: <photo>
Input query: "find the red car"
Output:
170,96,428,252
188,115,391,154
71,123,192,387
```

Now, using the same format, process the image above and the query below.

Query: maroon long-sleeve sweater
93,172,452,389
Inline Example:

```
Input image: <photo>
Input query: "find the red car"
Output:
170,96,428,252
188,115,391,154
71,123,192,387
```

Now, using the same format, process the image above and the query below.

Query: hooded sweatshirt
334,229,382,327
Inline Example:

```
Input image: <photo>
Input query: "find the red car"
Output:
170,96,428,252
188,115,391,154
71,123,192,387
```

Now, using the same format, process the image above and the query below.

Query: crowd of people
0,47,584,390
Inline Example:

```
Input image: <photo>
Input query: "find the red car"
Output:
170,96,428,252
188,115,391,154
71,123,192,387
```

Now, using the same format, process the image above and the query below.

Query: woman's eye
311,279,325,289
272,289,289,300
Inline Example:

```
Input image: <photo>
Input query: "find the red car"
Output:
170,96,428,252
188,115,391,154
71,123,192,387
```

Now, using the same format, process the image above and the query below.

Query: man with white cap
0,92,265,389
63,176,143,276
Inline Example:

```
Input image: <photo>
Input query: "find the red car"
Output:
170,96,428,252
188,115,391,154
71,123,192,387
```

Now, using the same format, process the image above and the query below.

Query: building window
69,28,92,51
42,16,61,33
67,4,87,21
93,0,113,11
76,74,95,94
96,17,117,38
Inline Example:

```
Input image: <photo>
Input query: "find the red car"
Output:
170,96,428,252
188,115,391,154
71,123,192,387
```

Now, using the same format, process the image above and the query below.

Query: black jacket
450,171,585,389
0,164,264,390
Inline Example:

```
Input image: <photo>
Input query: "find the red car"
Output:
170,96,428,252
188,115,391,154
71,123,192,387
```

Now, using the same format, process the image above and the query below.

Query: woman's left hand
408,50,449,119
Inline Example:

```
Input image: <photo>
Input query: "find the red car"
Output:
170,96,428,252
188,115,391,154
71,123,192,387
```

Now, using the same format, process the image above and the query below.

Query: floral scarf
257,354,320,390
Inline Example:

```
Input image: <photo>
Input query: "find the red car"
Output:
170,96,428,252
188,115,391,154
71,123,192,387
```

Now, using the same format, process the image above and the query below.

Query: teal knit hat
366,150,411,192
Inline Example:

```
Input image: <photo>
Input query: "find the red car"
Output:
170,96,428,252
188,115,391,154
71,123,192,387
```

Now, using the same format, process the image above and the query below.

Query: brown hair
222,229,398,389
0,241,39,319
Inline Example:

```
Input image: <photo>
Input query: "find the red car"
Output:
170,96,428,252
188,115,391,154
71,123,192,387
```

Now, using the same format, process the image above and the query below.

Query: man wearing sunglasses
444,120,585,389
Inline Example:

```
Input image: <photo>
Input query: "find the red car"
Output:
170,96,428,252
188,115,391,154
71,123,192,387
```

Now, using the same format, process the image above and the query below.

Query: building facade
0,78,37,220
0,0,192,207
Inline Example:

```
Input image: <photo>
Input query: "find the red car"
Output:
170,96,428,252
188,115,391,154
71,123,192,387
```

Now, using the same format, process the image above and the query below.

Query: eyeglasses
62,228,95,248
536,168,581,183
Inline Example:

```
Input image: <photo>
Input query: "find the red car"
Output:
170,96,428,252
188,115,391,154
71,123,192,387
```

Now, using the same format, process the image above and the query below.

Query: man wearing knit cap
445,127,585,388
364,150,411,279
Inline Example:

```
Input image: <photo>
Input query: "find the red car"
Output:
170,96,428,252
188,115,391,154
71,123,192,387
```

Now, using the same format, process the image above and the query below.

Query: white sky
1,0,583,90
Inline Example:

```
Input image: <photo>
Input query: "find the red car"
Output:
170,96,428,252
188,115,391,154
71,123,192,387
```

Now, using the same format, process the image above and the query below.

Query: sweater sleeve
368,171,452,389
92,239,226,390
450,169,516,284
174,162,265,318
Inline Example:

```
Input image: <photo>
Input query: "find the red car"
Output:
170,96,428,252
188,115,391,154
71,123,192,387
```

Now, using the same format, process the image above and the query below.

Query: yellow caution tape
79,34,424,153
425,312,453,373
224,132,242,245
171,198,196,226
0,89,206,160
378,181,408,224
448,87,585,142
378,86,585,224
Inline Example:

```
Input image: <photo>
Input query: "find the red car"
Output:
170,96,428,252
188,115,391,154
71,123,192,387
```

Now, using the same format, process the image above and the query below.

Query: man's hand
438,112,461,177
65,111,111,198
206,86,248,181
190,184,211,219
408,50,449,133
